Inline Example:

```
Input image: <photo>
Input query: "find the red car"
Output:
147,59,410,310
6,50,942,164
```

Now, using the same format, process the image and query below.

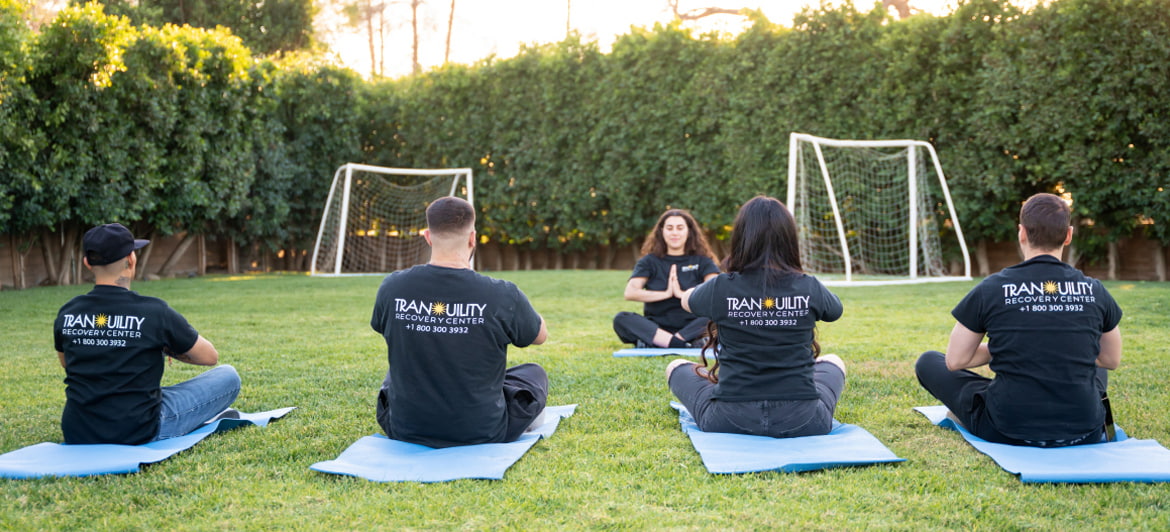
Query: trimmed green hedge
1,0,1167,279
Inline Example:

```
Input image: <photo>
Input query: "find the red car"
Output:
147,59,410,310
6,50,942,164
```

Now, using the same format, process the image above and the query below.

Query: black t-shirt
370,265,544,448
952,255,1122,441
630,253,720,331
53,285,200,444
687,270,843,401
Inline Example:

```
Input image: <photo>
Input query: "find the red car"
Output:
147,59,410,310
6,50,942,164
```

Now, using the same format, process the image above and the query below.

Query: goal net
786,133,971,285
311,164,474,276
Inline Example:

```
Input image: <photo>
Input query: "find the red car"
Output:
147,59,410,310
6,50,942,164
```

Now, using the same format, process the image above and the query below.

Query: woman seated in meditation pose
613,208,719,349
666,196,846,438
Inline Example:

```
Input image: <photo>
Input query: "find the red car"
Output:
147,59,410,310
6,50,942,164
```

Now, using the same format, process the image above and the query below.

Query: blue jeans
154,365,241,441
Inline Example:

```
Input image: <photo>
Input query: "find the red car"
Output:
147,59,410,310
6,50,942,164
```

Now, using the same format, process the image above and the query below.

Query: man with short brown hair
371,197,550,448
915,193,1122,447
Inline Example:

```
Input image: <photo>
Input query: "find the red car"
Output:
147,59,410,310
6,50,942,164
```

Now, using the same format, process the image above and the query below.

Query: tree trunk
602,244,616,270
9,234,27,289
710,236,727,260
378,8,386,77
502,244,517,271
1066,242,1080,269
136,229,158,280
197,234,207,276
226,240,239,274
159,232,198,277
291,247,305,271
975,239,990,277
1107,241,1119,281
1155,245,1166,282
70,230,82,285
40,229,59,284
365,0,377,77
444,0,455,63
52,225,78,286
411,0,422,75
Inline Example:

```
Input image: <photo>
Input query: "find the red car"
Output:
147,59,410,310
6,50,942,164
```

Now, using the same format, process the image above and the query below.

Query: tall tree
341,0,388,77
410,0,422,75
444,0,453,63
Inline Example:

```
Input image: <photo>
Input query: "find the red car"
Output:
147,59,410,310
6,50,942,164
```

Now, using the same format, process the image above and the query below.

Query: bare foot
817,353,846,377
665,358,693,380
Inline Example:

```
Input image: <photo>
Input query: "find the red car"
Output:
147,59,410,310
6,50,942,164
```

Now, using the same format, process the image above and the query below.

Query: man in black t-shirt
54,223,241,444
915,193,1123,447
371,197,550,448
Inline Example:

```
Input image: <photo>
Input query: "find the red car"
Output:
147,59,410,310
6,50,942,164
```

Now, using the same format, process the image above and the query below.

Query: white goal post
786,132,971,285
311,164,474,276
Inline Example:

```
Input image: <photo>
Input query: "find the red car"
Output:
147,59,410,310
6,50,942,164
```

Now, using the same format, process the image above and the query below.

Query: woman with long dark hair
666,196,846,437
613,208,719,348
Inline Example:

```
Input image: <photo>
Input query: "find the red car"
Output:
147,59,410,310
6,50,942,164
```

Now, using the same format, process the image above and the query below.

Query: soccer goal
310,164,473,276
786,133,971,286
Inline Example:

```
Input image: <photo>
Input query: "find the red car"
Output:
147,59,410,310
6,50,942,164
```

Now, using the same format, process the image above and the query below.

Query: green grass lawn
2,271,1168,529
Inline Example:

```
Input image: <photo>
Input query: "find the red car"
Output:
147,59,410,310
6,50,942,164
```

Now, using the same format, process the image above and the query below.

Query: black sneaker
635,339,650,348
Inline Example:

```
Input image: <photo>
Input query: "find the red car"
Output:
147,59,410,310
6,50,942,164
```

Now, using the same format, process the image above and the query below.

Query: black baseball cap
83,223,150,266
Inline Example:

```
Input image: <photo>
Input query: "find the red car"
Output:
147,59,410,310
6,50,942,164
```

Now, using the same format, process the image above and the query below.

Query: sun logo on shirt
430,302,447,315
763,297,776,309
1043,281,1059,294
95,314,109,328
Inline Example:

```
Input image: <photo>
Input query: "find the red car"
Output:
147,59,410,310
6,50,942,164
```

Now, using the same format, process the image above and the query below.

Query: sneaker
634,339,650,348
203,408,241,425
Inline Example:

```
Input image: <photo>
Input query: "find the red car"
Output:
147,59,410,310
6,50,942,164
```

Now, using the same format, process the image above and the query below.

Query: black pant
914,350,1106,447
376,363,549,446
612,311,709,346
500,363,550,441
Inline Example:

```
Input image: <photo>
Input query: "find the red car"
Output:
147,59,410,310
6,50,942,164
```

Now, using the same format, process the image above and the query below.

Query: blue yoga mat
613,347,707,358
310,404,577,482
672,402,904,474
0,407,296,479
915,405,1170,483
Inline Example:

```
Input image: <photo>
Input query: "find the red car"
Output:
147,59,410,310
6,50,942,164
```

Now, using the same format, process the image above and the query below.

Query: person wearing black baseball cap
52,223,242,444
81,223,152,267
